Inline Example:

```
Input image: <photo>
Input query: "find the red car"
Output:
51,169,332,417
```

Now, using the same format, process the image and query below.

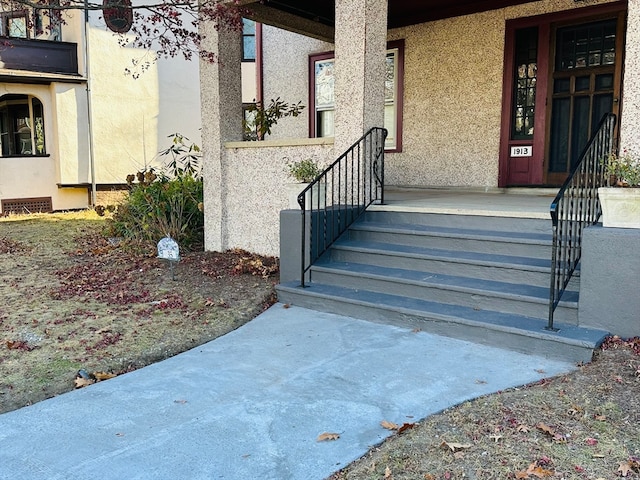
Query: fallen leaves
535,422,566,443
5,339,37,352
317,432,340,442
73,369,117,389
380,420,415,434
440,441,472,452
515,460,555,478
618,458,640,477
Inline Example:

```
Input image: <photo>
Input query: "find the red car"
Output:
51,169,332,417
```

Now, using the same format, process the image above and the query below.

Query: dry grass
0,211,278,414
329,338,640,479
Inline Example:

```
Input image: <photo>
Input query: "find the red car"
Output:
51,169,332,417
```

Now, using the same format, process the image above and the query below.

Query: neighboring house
200,0,637,257
0,0,201,214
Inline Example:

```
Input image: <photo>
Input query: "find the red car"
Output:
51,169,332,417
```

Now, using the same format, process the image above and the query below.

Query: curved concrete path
0,304,575,479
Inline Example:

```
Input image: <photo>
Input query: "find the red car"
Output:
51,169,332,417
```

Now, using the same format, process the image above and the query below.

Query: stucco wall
221,140,334,256
261,0,621,188
0,6,202,212
262,26,333,140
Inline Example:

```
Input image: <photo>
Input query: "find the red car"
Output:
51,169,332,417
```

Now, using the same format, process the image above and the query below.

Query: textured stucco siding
261,26,333,140
260,0,620,188
221,141,334,256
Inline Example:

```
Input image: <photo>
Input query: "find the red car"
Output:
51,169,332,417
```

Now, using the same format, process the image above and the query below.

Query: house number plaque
511,146,533,157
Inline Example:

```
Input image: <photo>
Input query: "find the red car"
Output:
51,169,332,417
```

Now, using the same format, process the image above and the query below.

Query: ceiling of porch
241,0,538,41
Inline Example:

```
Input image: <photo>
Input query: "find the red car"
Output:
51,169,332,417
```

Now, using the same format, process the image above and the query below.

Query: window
309,40,404,151
242,18,256,62
511,27,538,140
0,6,61,40
0,10,29,38
0,95,46,157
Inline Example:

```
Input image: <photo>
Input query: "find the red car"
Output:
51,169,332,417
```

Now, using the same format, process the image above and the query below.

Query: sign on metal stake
157,236,180,280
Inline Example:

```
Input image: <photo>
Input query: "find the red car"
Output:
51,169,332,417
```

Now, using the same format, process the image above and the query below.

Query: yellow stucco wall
0,7,202,212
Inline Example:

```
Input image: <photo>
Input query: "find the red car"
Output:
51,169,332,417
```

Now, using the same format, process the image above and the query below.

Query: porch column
620,1,640,152
199,21,243,252
333,0,388,154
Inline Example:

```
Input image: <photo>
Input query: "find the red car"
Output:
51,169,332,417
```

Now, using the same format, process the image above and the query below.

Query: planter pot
286,183,326,210
598,187,640,228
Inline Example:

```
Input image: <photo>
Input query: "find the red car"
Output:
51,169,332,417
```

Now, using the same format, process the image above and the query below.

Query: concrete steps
277,211,608,363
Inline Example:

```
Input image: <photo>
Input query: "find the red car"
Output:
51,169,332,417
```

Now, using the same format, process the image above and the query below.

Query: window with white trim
310,40,404,151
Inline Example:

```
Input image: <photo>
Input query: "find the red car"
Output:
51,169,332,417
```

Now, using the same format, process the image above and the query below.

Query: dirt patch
0,212,277,414
329,337,640,479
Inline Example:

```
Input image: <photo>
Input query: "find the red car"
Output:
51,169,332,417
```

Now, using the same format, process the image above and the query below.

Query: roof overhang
240,0,539,42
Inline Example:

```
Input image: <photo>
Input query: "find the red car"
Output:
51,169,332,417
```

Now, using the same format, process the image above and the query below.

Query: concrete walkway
0,305,576,480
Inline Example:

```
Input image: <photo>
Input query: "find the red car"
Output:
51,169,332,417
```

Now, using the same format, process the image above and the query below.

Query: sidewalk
0,304,575,480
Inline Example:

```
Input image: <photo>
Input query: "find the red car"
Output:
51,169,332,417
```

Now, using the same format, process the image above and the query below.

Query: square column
333,0,388,154
199,21,243,252
620,0,640,152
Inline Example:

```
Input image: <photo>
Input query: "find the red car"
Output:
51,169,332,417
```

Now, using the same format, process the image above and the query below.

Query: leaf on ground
441,441,472,452
585,437,598,446
381,420,399,430
398,422,415,434
536,422,555,436
489,434,503,442
317,432,340,442
94,372,117,381
618,459,640,477
526,462,554,478
74,376,96,389
517,424,530,433
384,466,392,479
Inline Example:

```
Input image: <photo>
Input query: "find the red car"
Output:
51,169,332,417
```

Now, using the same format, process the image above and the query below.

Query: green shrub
105,135,204,253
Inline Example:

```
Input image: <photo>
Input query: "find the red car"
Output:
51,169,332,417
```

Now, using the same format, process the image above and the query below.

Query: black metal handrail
299,127,387,287
548,113,616,330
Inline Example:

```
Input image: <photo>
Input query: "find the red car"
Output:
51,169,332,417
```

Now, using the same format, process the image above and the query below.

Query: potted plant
598,149,640,228
284,158,325,209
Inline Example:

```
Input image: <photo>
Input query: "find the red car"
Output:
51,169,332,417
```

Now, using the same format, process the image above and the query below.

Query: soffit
243,0,539,30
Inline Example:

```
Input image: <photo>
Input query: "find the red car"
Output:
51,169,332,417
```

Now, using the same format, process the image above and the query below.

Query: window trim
242,18,256,62
308,39,405,153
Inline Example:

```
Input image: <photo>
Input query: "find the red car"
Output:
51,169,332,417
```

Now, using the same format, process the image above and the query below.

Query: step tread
277,282,605,347
331,239,552,270
311,261,579,304
352,221,552,244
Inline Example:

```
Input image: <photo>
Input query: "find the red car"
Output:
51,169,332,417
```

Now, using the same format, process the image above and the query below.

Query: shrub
105,135,204,252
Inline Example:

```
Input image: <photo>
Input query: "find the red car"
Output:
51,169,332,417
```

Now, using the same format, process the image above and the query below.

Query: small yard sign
157,236,180,280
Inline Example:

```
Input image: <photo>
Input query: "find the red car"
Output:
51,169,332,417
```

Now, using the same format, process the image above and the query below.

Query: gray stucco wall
578,226,640,338
221,140,335,256
261,26,333,140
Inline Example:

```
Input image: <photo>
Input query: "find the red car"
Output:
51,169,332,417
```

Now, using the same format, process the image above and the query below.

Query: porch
370,187,555,218
277,185,639,363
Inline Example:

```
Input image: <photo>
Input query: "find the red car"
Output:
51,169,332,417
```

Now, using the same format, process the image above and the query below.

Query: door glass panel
592,93,613,131
549,98,570,172
554,78,570,94
511,27,538,139
556,20,616,71
570,96,590,169
595,73,613,90
575,76,590,92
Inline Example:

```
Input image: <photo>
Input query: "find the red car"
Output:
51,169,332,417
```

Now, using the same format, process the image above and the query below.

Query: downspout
84,1,97,206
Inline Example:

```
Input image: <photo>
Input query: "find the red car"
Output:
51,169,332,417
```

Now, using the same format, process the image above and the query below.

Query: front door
545,16,624,185
499,4,625,187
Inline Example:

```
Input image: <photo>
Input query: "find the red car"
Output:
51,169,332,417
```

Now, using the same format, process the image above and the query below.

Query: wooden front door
499,3,625,187
545,15,624,185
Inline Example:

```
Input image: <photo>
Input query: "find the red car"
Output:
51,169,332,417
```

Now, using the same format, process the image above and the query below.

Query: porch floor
373,187,558,219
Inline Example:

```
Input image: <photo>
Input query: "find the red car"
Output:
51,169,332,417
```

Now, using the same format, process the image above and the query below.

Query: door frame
498,1,626,188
